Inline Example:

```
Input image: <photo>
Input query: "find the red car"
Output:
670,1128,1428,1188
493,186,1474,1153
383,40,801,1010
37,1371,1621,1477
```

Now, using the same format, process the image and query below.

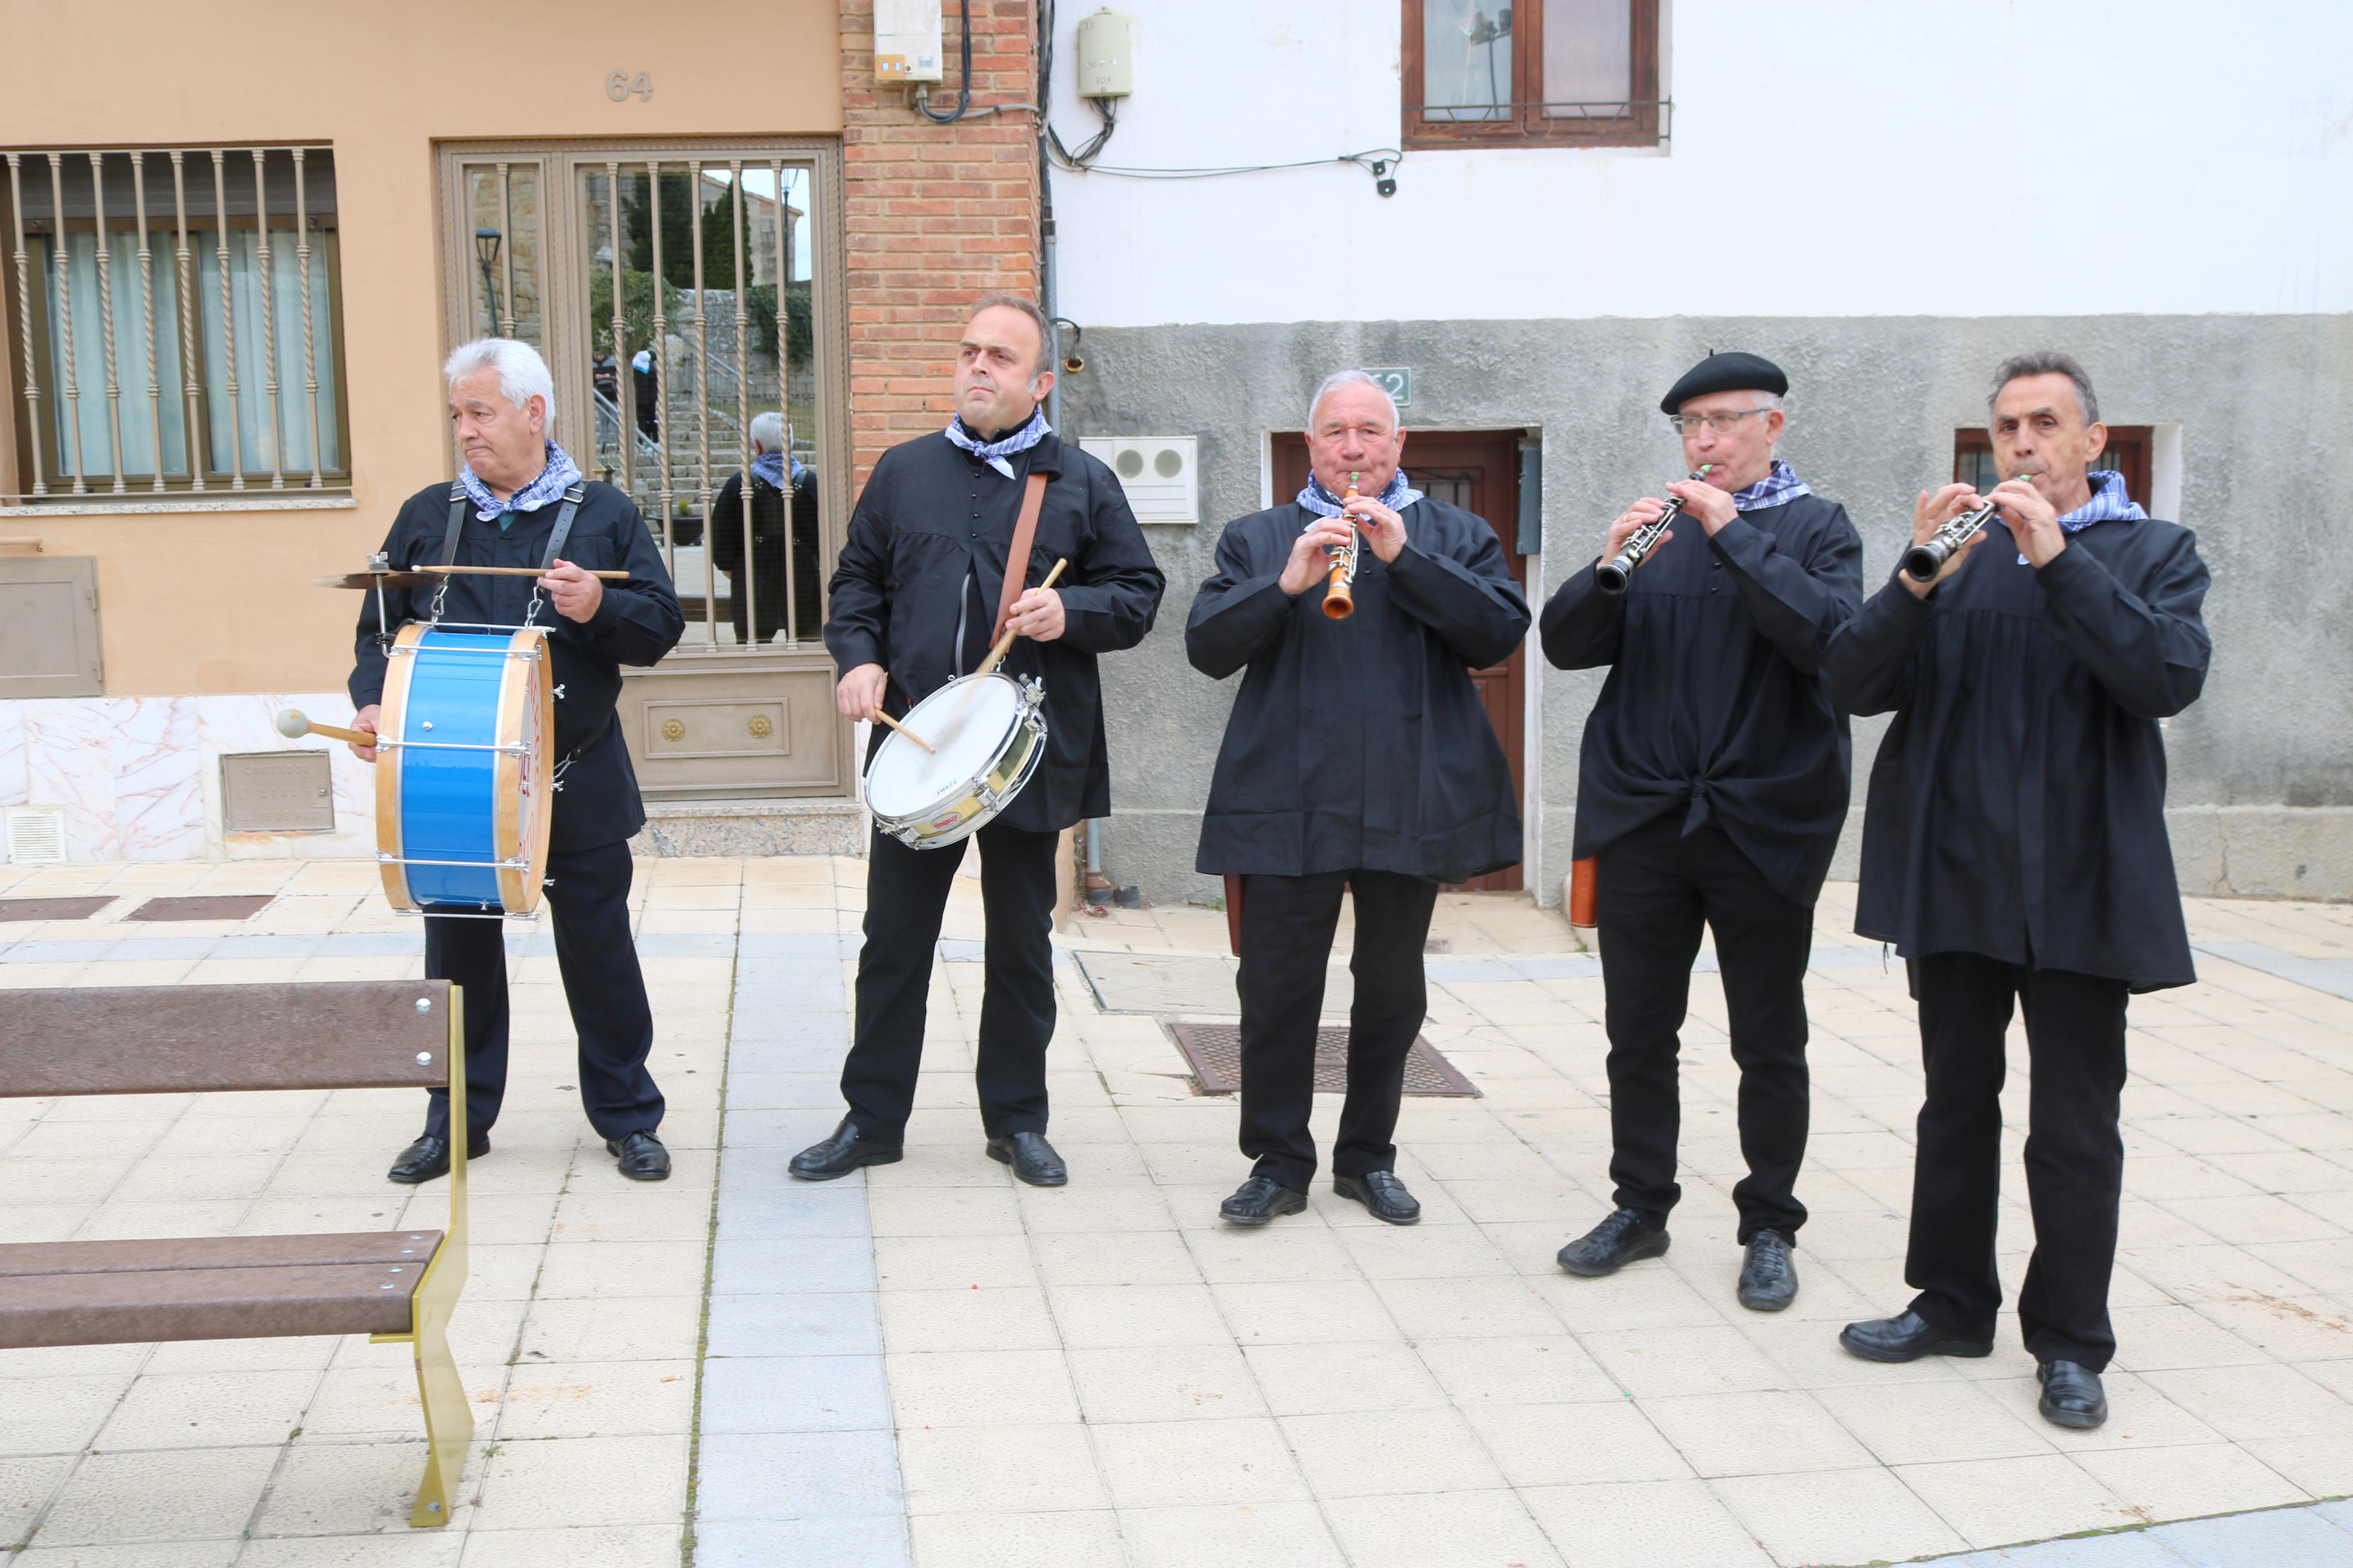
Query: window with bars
2,146,349,503
1403,0,1666,148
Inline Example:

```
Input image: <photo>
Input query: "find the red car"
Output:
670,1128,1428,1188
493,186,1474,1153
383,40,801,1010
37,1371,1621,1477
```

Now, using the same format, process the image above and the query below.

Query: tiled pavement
1,855,2350,1567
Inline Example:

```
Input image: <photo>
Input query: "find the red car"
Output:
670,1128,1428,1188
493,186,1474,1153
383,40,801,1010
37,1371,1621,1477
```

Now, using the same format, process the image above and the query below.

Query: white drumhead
865,675,1021,817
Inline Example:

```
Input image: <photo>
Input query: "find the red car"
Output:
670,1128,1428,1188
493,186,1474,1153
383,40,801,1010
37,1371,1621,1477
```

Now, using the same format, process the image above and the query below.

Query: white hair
1308,369,1401,433
444,337,556,433
749,410,786,451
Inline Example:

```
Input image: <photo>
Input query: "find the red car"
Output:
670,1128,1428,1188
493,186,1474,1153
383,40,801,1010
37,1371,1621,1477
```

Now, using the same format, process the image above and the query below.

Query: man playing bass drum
1826,352,2212,1432
1542,351,1862,1313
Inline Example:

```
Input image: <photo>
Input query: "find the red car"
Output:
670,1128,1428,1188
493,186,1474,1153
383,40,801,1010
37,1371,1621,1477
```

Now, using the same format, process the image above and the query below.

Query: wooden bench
0,980,473,1528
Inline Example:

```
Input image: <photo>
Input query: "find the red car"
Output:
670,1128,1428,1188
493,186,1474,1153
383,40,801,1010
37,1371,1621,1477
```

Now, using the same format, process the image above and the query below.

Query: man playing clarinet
1826,352,2211,1431
790,293,1164,1188
1189,371,1528,1226
1542,351,1862,1311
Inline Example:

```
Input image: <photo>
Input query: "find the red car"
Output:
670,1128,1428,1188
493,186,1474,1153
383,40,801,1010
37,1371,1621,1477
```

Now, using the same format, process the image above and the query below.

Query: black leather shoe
1557,1207,1670,1277
605,1130,671,1182
1737,1229,1799,1312
1220,1175,1307,1226
789,1118,903,1181
1333,1171,1421,1225
1839,1310,1996,1363
387,1132,489,1185
986,1132,1068,1187
2038,1360,2109,1430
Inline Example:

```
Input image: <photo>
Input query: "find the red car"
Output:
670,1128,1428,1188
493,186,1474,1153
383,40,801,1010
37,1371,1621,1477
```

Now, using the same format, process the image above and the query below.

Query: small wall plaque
222,751,336,833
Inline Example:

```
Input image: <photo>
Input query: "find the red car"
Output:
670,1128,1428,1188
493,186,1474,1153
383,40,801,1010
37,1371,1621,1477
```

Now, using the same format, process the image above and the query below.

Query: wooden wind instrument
1322,471,1365,621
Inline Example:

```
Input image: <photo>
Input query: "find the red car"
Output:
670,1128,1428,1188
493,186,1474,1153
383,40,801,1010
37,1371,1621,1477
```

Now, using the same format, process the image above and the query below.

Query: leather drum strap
991,472,1050,642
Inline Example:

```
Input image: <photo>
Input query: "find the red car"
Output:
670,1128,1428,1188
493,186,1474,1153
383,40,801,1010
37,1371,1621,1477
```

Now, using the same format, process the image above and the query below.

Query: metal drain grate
125,895,276,922
0,897,116,922
1166,1022,1480,1098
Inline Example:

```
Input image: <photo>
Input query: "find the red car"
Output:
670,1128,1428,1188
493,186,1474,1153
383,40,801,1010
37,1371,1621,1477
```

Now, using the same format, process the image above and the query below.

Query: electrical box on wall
1080,436,1195,526
1075,10,1134,98
875,0,945,83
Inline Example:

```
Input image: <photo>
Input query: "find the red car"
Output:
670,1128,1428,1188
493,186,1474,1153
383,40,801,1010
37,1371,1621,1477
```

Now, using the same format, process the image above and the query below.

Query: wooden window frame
1955,426,2151,509
1401,0,1666,150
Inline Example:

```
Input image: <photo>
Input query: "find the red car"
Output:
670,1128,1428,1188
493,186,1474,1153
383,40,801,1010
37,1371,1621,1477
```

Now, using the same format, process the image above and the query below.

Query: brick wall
840,0,1041,488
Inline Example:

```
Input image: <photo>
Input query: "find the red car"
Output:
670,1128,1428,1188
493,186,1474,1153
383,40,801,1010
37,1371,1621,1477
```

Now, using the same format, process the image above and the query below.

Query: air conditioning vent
4,807,68,863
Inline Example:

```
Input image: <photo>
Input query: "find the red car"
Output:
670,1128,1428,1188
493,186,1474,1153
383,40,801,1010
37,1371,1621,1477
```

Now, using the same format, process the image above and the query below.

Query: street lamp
474,228,503,335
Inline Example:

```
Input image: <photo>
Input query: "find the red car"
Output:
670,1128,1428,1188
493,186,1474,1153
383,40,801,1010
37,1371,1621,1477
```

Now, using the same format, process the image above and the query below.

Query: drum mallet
276,707,374,747
974,557,1070,681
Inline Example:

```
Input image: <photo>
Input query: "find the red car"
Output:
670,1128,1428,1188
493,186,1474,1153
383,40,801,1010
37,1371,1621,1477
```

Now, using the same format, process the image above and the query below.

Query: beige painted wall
0,0,842,696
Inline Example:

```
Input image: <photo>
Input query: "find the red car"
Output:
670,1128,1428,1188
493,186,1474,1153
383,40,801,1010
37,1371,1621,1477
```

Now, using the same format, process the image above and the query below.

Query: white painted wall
1048,0,2353,325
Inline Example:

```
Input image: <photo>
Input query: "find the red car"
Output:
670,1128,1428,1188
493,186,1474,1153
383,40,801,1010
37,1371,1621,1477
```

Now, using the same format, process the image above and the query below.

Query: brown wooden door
1273,431,1527,891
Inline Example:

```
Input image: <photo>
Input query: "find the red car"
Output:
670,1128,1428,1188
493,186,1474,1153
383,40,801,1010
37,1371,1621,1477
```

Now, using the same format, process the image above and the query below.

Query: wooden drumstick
867,707,936,753
418,564,632,581
276,707,373,746
974,557,1070,681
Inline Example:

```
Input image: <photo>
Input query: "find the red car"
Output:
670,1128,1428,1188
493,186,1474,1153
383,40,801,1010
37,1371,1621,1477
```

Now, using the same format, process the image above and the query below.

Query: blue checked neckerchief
944,408,1050,479
1298,468,1424,524
750,450,808,490
2019,468,2145,564
1731,457,1812,513
459,440,581,526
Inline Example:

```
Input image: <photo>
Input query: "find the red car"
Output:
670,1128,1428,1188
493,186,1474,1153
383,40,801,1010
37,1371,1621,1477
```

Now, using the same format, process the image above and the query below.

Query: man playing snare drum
348,337,684,1186
790,293,1165,1187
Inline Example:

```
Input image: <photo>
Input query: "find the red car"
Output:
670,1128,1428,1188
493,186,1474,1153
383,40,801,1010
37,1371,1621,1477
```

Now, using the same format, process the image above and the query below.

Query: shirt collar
458,440,581,522
944,408,1051,478
1298,468,1424,521
1730,457,1812,513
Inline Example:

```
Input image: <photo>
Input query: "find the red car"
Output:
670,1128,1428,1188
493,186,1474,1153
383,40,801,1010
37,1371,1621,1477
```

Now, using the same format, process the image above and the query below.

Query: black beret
1660,351,1788,415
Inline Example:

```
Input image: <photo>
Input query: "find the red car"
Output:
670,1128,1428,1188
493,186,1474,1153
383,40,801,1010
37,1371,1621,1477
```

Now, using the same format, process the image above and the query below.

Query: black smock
711,467,824,644
1543,493,1864,904
1188,498,1529,883
1821,517,2211,991
350,479,685,850
824,429,1166,834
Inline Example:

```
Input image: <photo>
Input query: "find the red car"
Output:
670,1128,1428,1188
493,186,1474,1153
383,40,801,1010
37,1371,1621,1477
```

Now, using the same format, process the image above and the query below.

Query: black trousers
1905,952,2130,1371
422,837,663,1142
1236,869,1439,1192
841,820,1060,1142
1596,815,1813,1242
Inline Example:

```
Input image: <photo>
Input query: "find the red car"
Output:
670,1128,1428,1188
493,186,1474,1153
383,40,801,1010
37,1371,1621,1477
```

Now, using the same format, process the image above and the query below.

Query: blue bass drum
375,623,555,916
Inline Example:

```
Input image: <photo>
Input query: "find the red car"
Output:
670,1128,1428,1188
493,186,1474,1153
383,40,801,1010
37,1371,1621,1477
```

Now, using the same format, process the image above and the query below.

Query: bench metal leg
406,1289,472,1527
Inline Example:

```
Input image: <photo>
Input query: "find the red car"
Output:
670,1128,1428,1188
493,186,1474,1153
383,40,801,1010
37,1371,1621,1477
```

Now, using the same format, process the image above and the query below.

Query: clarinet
1322,471,1365,621
1595,465,1712,596
1902,496,2001,583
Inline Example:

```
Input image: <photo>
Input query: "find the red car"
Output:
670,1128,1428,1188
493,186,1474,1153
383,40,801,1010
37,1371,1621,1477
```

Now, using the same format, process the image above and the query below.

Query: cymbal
311,570,439,589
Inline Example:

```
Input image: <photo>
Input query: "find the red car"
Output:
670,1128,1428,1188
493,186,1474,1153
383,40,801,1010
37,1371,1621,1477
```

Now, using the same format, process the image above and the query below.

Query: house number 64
607,71,654,102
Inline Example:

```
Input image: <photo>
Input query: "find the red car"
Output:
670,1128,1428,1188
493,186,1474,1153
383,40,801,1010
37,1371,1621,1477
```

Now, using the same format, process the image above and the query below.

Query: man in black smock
349,337,684,1185
1827,353,2211,1433
1190,371,1528,1227
790,293,1164,1187
1542,351,1861,1311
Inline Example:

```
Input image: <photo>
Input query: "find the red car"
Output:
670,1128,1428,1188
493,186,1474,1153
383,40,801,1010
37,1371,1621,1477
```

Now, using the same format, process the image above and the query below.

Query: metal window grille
2,144,349,502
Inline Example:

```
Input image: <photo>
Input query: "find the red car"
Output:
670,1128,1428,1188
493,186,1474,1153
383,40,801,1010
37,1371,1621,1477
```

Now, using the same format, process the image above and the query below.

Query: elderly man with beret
1541,351,1863,1311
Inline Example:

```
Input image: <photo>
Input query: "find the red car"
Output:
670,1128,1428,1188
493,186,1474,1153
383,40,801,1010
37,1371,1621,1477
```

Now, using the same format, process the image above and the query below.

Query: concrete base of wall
2169,806,2353,901
629,798,867,859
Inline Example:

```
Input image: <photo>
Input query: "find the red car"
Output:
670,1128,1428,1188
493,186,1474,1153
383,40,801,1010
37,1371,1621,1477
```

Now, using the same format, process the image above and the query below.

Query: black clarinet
1902,496,2001,583
1595,465,1712,596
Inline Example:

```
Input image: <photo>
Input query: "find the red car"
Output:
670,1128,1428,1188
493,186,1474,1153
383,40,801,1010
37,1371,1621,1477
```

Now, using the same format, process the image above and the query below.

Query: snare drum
864,672,1047,849
375,623,555,915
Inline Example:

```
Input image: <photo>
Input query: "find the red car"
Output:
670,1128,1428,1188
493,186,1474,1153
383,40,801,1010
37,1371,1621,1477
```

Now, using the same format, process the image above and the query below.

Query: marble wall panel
115,698,205,861
22,699,125,861
0,703,25,807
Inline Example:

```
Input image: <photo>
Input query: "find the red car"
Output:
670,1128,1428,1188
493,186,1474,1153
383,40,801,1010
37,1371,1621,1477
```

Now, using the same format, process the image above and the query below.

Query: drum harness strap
435,482,605,794
953,471,1052,676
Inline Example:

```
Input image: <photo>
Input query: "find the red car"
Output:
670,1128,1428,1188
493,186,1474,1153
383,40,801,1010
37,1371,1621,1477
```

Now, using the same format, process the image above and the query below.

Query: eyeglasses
1666,408,1775,435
